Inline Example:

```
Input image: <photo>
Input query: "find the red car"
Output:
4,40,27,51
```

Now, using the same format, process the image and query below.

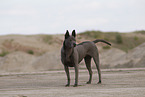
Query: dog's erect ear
63,41,66,49
72,30,76,38
65,30,70,39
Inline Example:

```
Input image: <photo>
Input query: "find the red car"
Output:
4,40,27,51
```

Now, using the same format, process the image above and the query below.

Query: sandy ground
0,68,145,97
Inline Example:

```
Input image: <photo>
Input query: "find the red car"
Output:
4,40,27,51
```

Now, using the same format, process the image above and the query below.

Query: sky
0,0,145,35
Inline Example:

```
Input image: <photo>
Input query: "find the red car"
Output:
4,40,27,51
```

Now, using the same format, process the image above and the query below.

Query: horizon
0,30,144,36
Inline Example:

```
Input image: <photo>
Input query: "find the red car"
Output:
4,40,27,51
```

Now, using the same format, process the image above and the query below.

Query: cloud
0,9,38,16
72,1,101,10
0,0,145,35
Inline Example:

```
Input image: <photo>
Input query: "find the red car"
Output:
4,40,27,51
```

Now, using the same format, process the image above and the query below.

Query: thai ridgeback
61,30,111,87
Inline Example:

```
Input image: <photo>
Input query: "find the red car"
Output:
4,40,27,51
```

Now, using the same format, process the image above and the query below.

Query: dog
61,30,111,87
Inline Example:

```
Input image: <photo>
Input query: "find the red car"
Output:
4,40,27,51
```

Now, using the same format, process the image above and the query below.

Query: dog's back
75,41,98,63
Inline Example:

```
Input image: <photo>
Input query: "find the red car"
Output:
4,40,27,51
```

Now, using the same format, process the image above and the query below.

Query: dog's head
63,30,76,61
63,30,76,50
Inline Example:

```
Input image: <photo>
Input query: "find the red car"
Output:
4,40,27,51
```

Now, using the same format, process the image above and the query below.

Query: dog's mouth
73,43,76,47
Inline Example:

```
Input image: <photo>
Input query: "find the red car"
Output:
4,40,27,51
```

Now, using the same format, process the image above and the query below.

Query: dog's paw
86,81,91,84
65,84,70,87
73,84,78,87
97,81,101,84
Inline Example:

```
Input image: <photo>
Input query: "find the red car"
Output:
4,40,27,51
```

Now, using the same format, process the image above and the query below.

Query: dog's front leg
64,65,70,87
74,64,79,87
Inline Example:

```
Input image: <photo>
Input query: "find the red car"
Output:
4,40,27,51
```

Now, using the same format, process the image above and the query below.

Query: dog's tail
93,39,111,46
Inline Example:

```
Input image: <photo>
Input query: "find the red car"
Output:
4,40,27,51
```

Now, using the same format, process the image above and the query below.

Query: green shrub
27,50,34,55
134,36,138,41
116,33,123,44
80,30,102,38
133,30,145,34
0,51,9,57
103,45,111,49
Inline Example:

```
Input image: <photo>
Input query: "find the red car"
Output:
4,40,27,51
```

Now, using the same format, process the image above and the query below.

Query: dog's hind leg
93,52,101,84
84,55,92,84
64,65,70,87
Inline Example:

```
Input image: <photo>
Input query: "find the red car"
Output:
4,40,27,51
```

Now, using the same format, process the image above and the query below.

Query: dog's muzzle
73,43,76,47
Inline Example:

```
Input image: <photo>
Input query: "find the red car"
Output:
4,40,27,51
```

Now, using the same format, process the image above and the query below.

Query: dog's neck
64,47,74,62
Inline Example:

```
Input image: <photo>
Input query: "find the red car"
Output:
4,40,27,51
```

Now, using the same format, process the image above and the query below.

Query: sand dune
0,35,145,73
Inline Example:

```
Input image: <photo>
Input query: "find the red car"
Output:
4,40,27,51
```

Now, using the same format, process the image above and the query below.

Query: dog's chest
64,57,74,67
65,61,74,67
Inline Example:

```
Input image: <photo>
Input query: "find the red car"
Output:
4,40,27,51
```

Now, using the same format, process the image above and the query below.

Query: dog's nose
73,43,76,47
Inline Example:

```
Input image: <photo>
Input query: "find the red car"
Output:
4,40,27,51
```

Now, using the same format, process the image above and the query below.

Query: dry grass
79,30,145,52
